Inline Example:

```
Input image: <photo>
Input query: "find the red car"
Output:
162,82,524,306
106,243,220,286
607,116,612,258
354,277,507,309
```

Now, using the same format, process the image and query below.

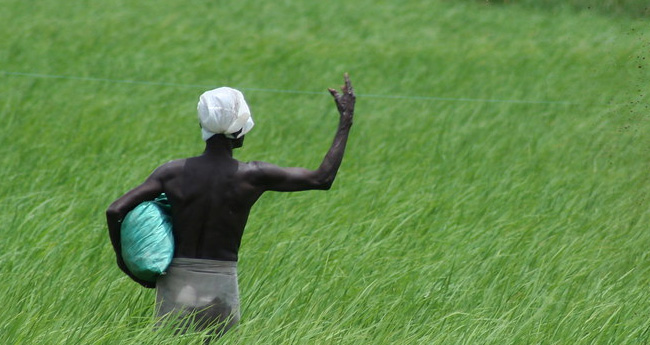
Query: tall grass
1,0,649,343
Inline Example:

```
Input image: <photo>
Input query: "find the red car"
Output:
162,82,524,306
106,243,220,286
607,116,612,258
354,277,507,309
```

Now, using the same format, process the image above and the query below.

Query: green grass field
1,0,649,344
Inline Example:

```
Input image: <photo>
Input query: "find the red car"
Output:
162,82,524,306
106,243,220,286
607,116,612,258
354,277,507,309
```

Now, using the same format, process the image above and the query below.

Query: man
106,74,355,336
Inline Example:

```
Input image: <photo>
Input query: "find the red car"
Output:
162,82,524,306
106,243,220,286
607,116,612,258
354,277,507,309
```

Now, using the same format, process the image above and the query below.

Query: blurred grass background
478,0,650,18
1,0,649,343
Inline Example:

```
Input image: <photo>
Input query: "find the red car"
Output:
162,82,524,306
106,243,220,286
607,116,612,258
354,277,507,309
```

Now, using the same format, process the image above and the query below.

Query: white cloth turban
197,87,254,141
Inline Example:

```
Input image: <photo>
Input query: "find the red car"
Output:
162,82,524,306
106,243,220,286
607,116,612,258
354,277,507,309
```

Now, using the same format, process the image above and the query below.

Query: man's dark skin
107,74,355,288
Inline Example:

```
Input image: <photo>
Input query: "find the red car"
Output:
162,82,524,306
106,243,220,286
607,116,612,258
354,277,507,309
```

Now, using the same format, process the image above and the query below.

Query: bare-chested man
106,74,355,336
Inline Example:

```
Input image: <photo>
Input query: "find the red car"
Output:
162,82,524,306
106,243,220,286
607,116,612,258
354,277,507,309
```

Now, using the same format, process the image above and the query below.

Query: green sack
120,194,174,283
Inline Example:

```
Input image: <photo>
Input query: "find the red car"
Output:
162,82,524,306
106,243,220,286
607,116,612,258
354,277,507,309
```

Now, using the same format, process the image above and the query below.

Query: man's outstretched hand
328,73,355,127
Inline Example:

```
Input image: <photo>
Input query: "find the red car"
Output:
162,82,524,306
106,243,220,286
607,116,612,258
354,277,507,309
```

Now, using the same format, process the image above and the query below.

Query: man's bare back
147,154,259,262
107,74,355,288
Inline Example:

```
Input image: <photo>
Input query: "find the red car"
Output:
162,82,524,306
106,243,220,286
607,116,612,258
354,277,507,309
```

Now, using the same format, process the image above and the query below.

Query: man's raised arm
249,74,356,192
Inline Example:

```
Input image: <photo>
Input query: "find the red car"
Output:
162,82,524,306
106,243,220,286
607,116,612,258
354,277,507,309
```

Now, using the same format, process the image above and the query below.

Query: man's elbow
106,204,122,222
313,176,334,190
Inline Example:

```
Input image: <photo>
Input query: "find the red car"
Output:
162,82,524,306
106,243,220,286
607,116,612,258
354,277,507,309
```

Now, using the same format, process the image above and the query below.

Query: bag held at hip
120,194,174,283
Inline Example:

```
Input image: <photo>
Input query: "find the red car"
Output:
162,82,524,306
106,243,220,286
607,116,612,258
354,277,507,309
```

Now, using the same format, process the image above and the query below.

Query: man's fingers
330,72,354,104
343,73,353,95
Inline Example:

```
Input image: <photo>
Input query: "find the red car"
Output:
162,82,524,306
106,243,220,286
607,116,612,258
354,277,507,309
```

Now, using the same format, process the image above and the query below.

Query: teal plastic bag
120,194,174,283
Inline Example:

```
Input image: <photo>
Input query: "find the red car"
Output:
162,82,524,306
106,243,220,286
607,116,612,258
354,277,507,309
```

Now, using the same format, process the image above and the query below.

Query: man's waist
168,257,237,273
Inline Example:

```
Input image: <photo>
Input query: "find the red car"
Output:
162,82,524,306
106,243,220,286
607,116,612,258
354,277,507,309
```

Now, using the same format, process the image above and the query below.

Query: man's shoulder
235,160,273,180
162,158,187,168
238,160,277,173
242,160,277,168
151,159,187,179
236,160,295,187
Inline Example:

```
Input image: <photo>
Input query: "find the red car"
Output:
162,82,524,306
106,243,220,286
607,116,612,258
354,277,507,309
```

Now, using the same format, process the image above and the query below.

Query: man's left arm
106,172,164,288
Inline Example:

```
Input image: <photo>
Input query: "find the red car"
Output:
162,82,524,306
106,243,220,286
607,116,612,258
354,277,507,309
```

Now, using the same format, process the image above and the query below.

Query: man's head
204,131,245,149
197,87,254,143
229,128,245,148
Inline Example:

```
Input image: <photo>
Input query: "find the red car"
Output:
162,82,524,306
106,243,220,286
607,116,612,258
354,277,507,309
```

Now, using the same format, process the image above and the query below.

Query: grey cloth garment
155,258,240,335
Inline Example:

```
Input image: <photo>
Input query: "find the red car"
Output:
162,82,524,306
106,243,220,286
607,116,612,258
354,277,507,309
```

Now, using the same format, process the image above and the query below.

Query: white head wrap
197,87,254,141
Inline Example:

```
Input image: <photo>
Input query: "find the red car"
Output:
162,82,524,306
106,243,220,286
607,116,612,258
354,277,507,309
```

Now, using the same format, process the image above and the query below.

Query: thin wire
1,70,578,105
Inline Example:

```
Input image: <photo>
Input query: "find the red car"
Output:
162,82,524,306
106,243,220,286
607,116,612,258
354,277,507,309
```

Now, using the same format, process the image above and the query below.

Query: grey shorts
155,258,240,334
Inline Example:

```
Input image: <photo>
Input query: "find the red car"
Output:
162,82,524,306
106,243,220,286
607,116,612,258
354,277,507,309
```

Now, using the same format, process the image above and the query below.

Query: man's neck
204,135,233,157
